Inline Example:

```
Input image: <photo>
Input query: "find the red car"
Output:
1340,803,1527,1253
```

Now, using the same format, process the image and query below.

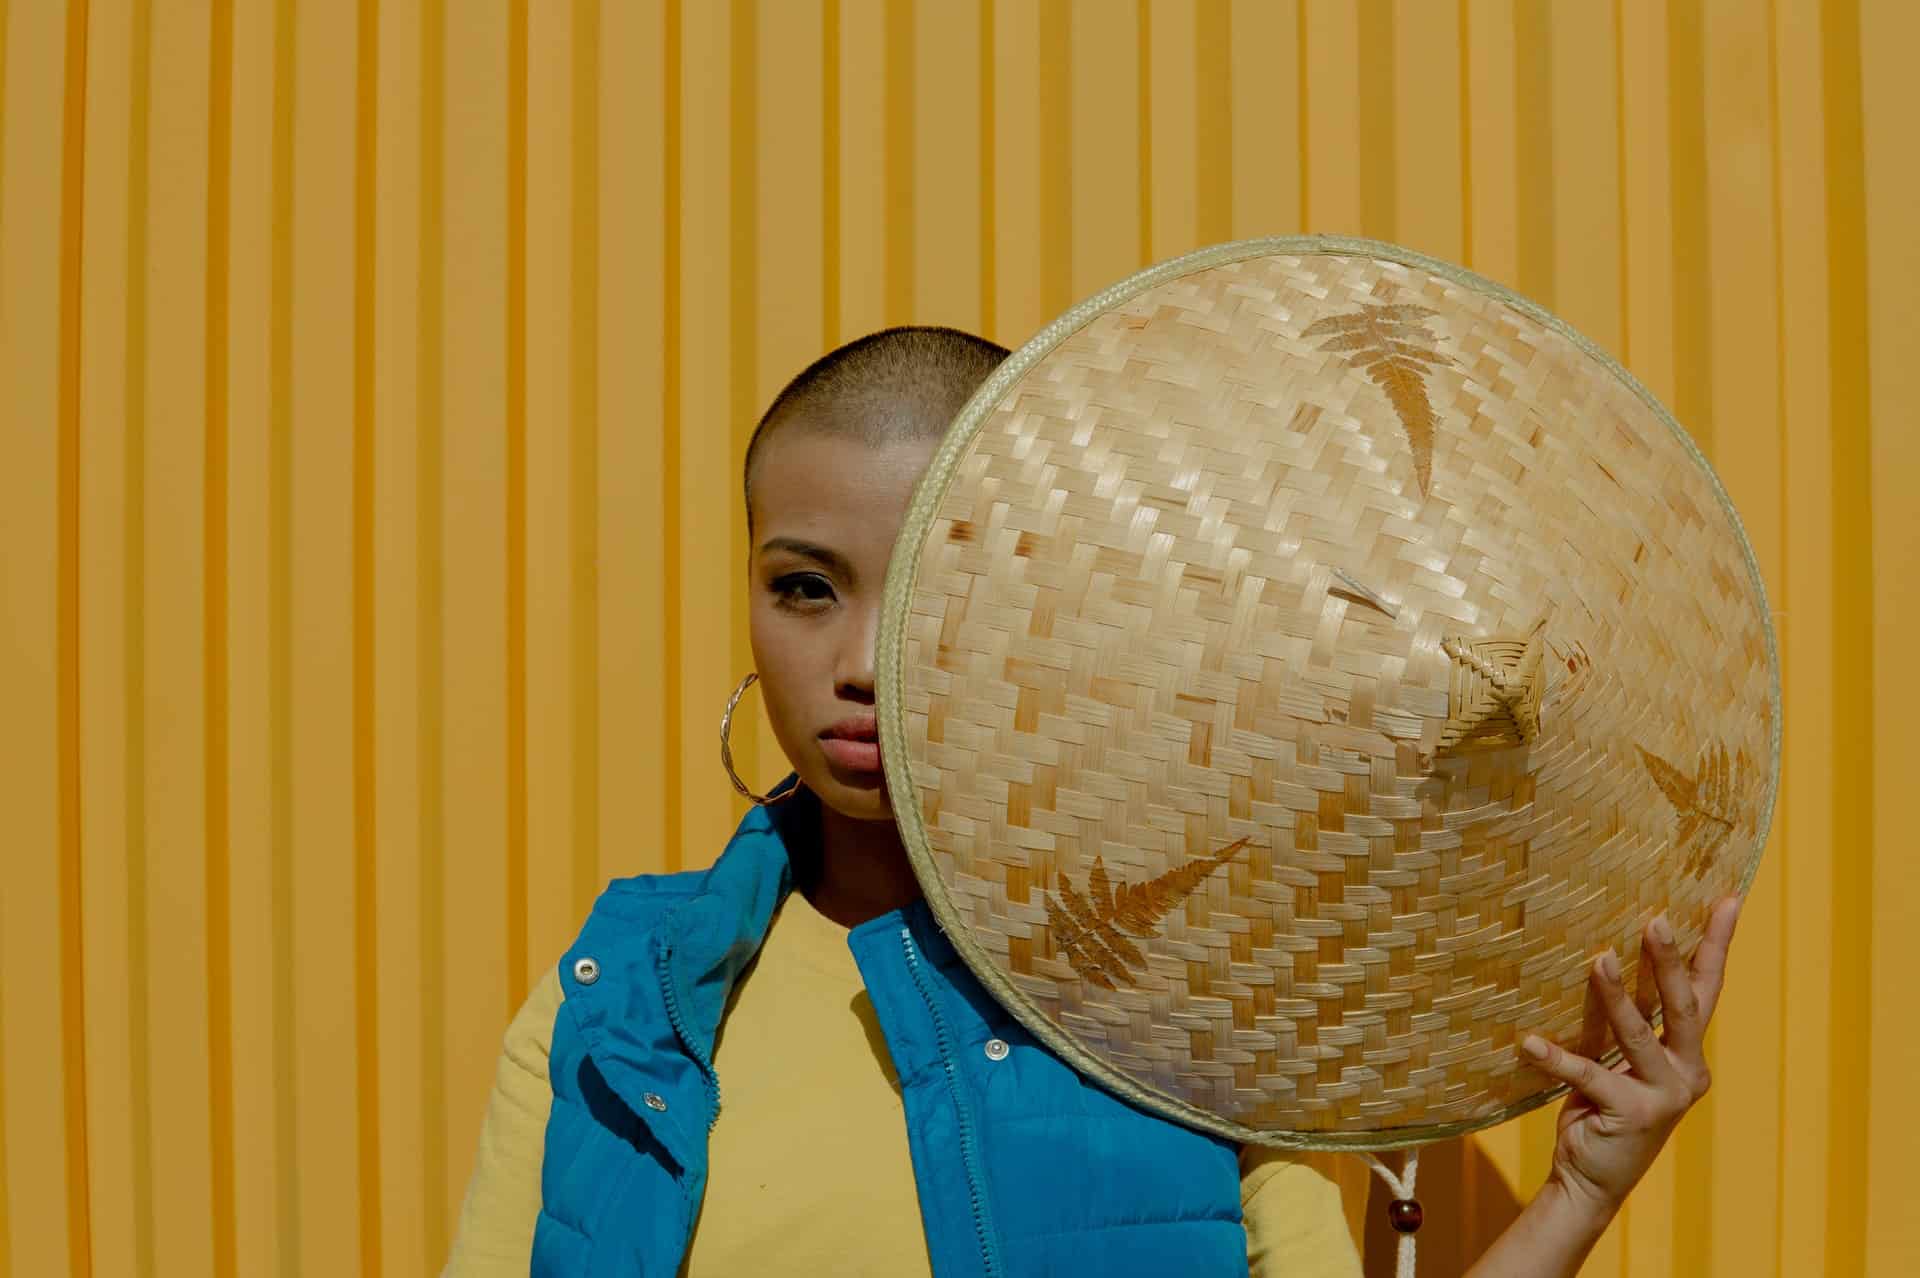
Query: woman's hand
1464,897,1742,1278
1523,896,1742,1217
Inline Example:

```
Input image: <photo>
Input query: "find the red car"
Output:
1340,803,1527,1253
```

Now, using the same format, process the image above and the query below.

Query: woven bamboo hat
875,236,1779,1151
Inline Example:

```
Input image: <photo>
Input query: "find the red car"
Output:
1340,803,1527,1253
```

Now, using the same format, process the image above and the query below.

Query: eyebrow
757,536,856,581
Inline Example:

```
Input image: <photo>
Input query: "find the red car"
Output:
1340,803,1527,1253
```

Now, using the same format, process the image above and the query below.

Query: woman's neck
799,797,923,930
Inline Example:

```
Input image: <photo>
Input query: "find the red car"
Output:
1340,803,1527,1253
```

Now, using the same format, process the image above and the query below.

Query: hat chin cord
1354,1148,1421,1278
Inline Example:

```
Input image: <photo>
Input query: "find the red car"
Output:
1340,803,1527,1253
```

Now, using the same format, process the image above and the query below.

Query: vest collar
655,786,813,1056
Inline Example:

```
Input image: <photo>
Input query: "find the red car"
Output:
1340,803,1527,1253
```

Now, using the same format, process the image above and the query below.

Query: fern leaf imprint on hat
1637,742,1755,880
1044,837,1252,991
1302,302,1449,495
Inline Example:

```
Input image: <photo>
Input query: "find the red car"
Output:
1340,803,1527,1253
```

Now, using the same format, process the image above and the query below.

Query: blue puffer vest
530,797,1250,1276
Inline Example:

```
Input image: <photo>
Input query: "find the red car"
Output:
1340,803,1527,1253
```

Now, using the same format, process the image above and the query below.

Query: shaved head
745,326,1009,528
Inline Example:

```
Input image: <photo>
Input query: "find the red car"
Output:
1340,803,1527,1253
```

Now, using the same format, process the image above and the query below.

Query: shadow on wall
1363,1137,1525,1276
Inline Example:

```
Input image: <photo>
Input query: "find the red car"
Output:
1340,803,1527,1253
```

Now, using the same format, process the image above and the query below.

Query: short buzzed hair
744,326,1010,525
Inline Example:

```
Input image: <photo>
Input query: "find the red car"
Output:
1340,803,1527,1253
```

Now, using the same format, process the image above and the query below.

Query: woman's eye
770,573,835,610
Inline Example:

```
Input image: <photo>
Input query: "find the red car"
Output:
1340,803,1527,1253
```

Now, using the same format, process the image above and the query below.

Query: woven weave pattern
895,250,1775,1139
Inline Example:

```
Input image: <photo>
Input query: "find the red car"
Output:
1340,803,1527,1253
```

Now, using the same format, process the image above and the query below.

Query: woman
445,326,1742,1277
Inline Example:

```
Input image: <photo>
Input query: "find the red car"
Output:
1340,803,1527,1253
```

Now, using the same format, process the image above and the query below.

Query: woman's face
747,427,937,823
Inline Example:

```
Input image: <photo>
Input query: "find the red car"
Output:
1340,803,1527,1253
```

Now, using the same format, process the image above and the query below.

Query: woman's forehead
749,430,937,549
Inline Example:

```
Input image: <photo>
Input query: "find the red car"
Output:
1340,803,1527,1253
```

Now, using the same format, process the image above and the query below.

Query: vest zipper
656,938,723,1131
656,935,724,1269
900,926,1004,1278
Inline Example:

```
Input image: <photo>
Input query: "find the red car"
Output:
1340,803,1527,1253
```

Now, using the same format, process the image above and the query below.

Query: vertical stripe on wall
595,0,671,893
504,0,528,1013
125,3,155,1268
78,14,143,1257
1294,2,1309,227
1457,0,1473,265
290,2,361,1266
355,0,384,1266
1302,1,1360,234
1764,10,1799,1271
268,0,300,1265
1355,0,1392,243
1143,0,1191,262
368,1,425,1266
661,0,682,871
1513,0,1552,307
1667,0,1711,454
147,0,221,1260
3,3,74,1271
203,0,237,1271
749,0,813,782
910,0,982,332
1194,0,1230,247
414,0,448,1260
1700,4,1786,1273
822,0,840,345
1821,0,1871,1274
727,0,755,798
989,0,1038,342
1,5,1914,1275
1660,2,1718,1271
58,1,95,1272
1135,0,1151,265
220,0,276,1264
0,2,12,1265
976,0,993,331
439,0,513,1239
1760,7,1853,1269
1612,0,1630,359
1037,0,1069,319
1391,0,1463,266
525,0,575,1007
352,2,383,1272
569,0,601,928
882,0,911,322
1860,2,1920,1268
1763,14,1793,1270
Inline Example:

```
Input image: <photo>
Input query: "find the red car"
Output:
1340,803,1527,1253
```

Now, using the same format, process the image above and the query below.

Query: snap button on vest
643,1092,668,1112
573,956,600,985
984,1038,1010,1061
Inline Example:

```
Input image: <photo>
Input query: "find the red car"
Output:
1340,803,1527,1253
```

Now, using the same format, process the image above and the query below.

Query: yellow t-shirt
444,893,1368,1276
691,886,927,1273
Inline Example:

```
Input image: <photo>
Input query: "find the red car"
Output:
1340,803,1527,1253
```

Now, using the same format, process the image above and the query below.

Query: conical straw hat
875,237,1779,1150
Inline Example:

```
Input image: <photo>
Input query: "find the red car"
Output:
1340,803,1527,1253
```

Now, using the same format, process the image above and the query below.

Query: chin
809,772,895,823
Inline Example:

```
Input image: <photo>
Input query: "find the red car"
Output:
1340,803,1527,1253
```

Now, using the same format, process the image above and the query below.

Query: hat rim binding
874,233,1783,1152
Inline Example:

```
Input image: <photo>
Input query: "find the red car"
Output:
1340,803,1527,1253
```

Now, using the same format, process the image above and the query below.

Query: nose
835,600,879,704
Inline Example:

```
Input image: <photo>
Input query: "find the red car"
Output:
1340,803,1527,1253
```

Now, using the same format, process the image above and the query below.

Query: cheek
748,602,820,746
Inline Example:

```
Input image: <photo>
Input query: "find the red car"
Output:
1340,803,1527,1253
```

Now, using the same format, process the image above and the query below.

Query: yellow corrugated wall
1,1,1914,1274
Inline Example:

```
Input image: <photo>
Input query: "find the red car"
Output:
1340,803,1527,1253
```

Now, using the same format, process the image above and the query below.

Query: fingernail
1522,1035,1550,1060
1597,951,1621,982
1650,914,1675,945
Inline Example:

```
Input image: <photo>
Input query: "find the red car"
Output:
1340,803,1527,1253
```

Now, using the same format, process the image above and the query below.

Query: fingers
1522,902,1742,1123
1690,896,1742,1025
1522,1033,1637,1113
1644,914,1704,1059
1590,949,1684,1092
1575,954,1611,1063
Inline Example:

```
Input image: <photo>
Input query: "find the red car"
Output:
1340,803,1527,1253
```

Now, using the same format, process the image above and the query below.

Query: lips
819,715,882,774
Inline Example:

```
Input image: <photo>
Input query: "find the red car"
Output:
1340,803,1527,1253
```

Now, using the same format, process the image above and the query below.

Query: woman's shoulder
589,866,714,913
510,869,693,1057
1239,1146,1368,1276
503,964,566,1065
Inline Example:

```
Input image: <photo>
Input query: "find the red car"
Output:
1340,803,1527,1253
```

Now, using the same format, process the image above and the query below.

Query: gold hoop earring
720,673,799,806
